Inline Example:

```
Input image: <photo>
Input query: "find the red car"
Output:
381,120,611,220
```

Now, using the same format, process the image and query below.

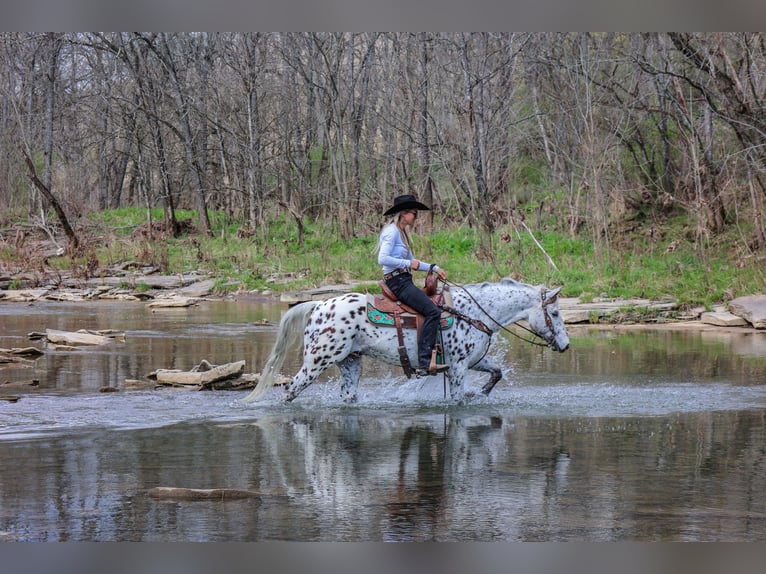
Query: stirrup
427,346,448,375
414,364,449,377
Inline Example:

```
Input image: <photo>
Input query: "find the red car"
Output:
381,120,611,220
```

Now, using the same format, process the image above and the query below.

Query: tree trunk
40,32,61,225
22,150,79,251
418,32,435,225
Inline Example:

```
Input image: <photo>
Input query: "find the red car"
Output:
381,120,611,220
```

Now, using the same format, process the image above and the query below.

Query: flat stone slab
0,289,51,302
561,309,593,324
700,311,748,327
147,297,199,308
178,279,217,297
85,273,206,290
728,295,766,329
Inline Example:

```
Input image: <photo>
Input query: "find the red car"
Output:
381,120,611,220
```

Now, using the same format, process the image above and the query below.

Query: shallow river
1,300,765,541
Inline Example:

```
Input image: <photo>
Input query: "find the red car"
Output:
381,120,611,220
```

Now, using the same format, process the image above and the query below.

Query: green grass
6,206,766,306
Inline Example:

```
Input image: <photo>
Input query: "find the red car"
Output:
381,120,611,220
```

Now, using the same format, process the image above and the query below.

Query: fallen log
202,373,259,391
152,360,246,388
0,395,20,403
134,362,289,392
147,487,262,501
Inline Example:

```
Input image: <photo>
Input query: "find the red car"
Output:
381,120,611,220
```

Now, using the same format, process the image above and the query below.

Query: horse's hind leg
338,353,362,404
282,364,321,402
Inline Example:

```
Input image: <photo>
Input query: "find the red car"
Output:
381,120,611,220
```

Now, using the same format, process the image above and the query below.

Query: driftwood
151,360,245,389
0,395,20,403
142,360,289,392
147,487,262,501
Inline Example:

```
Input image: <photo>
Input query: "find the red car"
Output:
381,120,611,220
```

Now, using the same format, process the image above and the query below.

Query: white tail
242,301,317,402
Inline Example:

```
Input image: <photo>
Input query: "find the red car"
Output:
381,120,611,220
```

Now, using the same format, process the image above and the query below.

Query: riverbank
2,269,766,333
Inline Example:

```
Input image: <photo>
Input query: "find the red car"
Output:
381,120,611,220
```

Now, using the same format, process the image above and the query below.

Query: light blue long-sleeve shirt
378,224,439,275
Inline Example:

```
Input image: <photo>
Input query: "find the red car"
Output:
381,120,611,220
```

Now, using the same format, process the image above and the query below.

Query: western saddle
366,268,452,377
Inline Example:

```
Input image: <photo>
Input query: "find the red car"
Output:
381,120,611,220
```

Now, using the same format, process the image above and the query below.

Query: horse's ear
546,287,562,301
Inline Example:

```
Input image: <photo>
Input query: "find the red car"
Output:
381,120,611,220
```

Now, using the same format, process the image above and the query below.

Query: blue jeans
385,272,441,370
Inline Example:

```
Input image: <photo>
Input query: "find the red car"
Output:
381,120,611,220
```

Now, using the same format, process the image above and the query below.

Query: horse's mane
464,277,541,290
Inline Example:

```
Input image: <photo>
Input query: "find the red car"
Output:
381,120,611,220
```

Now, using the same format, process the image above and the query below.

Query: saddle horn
424,264,438,297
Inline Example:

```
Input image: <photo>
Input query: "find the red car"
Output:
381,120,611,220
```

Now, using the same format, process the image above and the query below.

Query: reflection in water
1,301,766,541
0,410,765,541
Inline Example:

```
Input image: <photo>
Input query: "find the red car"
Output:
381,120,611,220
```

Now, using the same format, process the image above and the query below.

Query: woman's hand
436,268,447,280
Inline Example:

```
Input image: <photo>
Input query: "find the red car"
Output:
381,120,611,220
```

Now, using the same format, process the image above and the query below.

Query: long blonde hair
375,213,413,256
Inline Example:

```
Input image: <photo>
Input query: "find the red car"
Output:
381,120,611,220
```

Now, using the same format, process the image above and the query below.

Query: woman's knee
425,304,441,320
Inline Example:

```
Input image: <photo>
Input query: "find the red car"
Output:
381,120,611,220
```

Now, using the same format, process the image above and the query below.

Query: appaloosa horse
243,278,569,404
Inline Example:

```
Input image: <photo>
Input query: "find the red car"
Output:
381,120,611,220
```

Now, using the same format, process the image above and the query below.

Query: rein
439,278,551,348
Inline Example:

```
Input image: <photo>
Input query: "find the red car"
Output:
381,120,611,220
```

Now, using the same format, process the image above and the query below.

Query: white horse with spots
243,278,570,404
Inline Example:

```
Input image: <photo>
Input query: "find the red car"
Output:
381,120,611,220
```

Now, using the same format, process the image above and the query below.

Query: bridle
440,279,557,348
540,287,557,344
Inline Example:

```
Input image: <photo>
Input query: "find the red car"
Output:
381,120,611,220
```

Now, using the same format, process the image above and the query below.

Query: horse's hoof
342,395,358,405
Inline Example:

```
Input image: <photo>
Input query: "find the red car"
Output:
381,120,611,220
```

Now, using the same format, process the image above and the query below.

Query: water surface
1,300,765,541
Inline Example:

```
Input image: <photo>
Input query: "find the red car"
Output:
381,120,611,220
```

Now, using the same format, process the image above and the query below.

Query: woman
378,194,449,377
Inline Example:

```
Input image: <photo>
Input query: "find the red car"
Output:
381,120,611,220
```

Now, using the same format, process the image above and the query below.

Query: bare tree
668,33,766,235
1,32,766,256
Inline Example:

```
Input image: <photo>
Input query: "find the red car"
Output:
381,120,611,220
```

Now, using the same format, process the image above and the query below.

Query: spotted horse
242,278,570,404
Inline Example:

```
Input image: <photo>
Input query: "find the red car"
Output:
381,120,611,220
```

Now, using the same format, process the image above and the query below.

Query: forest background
1,32,765,309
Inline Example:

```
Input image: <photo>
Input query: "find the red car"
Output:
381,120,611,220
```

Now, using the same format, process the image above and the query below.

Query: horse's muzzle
549,338,569,352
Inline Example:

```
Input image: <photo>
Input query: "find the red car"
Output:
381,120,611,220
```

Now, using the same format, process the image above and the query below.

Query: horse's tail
242,301,317,402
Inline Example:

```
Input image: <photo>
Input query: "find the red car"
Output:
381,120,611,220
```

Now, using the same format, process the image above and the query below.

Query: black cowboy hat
383,194,431,216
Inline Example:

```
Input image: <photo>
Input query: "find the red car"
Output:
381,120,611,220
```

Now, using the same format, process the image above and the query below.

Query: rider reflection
384,425,447,541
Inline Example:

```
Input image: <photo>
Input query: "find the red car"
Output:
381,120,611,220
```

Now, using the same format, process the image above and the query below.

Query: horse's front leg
470,357,504,396
446,368,469,401
337,353,362,404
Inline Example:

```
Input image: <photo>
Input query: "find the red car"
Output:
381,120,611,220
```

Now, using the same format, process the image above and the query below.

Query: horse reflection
250,414,515,541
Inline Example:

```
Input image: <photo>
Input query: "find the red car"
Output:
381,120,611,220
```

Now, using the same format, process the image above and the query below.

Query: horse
242,278,570,404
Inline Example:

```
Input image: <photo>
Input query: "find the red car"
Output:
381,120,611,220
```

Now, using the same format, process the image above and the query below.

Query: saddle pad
366,291,454,329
